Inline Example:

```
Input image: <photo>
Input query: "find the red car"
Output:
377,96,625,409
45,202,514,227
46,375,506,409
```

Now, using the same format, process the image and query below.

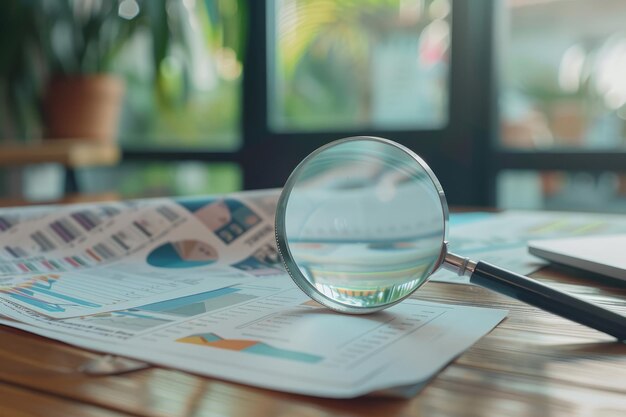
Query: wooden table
1,266,625,416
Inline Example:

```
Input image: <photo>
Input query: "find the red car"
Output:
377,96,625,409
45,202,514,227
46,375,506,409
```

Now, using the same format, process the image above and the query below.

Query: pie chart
147,240,218,269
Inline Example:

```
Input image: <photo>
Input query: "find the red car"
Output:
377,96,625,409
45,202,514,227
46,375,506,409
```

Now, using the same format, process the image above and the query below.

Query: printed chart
138,287,256,317
0,285,265,340
177,198,262,244
83,311,173,332
0,274,101,312
139,286,453,370
0,215,18,232
0,277,507,398
0,203,184,277
231,243,283,277
0,263,252,318
121,280,506,397
147,240,218,269
177,332,323,363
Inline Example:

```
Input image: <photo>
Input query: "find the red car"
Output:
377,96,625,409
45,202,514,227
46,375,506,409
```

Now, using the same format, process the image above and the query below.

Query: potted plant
1,0,245,144
0,2,41,141
33,0,146,142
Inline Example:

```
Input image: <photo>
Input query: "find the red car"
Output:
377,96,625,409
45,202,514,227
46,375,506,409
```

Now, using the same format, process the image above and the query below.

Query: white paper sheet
0,190,283,318
0,276,507,398
0,190,514,398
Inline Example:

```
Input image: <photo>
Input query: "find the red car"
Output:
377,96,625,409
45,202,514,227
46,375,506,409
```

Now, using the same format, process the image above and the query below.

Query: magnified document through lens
277,138,447,312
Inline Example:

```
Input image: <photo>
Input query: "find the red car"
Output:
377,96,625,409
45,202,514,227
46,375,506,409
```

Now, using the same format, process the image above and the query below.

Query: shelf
0,140,120,167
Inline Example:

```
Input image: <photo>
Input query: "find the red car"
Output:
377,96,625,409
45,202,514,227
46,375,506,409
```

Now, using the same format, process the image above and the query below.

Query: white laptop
528,234,626,281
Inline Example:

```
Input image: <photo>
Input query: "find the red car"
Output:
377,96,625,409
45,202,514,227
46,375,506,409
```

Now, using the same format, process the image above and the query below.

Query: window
118,0,490,207
117,0,244,151
83,162,241,198
500,0,626,150
494,0,626,212
243,0,494,208
112,0,246,198
20,0,620,211
497,170,626,212
270,0,451,131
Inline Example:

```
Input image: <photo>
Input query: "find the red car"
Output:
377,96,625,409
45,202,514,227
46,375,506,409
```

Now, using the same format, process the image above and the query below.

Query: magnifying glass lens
276,138,448,312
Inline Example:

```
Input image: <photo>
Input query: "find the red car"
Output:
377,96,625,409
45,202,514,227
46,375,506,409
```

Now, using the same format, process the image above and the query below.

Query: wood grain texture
0,265,625,417
0,382,129,417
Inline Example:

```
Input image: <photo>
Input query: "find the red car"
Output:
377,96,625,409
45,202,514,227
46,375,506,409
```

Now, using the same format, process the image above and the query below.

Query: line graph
0,262,248,318
0,274,101,312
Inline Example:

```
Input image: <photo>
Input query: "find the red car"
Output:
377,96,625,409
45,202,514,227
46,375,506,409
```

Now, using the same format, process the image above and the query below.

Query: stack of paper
0,190,507,398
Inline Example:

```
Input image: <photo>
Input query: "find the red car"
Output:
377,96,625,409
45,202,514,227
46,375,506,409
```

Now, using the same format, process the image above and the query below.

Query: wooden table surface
1,265,625,417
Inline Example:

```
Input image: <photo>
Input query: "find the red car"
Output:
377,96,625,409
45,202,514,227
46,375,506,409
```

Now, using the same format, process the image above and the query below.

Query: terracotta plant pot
44,75,125,142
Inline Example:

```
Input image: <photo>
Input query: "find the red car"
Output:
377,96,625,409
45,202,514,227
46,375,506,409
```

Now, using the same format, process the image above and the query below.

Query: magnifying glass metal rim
275,136,450,314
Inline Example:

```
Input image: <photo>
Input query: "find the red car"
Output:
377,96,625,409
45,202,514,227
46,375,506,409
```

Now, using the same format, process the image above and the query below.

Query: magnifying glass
275,136,626,341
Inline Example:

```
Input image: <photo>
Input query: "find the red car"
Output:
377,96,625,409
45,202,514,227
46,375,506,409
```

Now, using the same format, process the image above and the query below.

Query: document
0,276,507,398
0,190,282,318
0,189,510,397
431,210,626,283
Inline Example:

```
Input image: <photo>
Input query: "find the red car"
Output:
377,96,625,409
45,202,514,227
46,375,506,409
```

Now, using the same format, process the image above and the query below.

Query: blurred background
2,0,626,212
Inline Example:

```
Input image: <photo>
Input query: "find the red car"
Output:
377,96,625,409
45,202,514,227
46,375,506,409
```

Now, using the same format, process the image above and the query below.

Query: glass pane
117,1,244,150
0,163,241,203
0,1,243,149
500,0,626,149
497,170,626,212
82,162,242,198
271,0,451,131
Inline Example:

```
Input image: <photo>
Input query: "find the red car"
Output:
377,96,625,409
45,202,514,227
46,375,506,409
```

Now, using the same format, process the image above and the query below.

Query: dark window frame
123,0,626,207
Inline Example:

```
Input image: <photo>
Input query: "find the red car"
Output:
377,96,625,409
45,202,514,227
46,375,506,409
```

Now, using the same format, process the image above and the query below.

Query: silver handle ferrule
442,247,477,277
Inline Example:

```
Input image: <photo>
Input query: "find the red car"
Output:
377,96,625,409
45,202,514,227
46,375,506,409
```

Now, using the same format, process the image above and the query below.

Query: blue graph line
29,282,101,307
33,277,56,290
2,276,101,311
139,287,239,312
3,291,65,312
114,311,162,320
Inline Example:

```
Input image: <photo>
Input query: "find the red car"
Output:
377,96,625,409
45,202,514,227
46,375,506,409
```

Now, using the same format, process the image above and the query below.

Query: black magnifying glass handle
444,252,626,341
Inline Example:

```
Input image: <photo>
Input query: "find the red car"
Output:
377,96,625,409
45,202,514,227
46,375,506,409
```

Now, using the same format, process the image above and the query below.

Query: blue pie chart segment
147,240,218,269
